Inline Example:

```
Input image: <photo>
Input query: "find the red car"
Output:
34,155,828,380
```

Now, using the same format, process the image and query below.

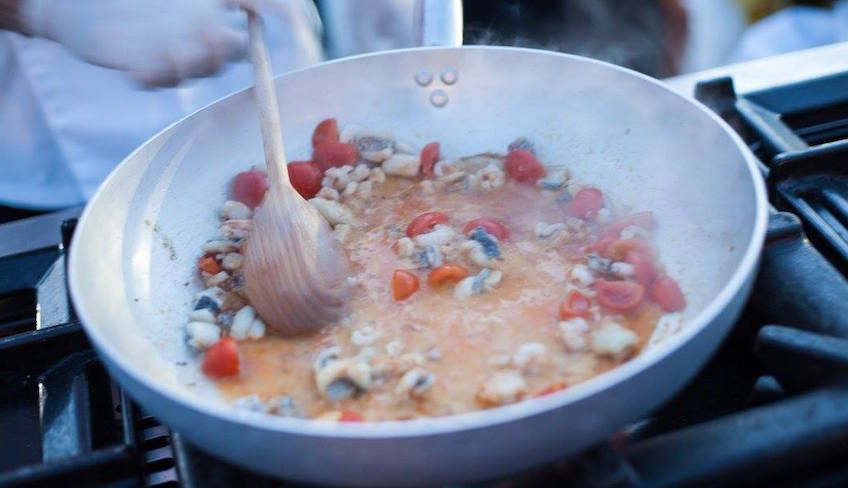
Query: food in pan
185,118,686,422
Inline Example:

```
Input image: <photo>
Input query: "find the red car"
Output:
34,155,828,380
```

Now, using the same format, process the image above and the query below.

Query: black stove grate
4,72,848,487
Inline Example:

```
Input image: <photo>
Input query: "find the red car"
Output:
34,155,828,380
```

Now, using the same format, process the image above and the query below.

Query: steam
463,0,675,77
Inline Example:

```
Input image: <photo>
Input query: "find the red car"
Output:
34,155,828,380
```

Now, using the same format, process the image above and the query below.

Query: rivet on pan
440,68,458,85
415,70,433,86
429,89,449,108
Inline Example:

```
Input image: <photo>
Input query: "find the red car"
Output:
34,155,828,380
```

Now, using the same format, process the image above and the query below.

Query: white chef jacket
0,6,323,210
727,1,848,64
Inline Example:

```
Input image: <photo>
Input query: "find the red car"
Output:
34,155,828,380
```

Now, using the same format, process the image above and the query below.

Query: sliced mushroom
383,153,421,177
220,200,252,220
476,370,527,406
395,368,435,398
229,305,255,340
309,197,354,225
591,322,638,358
185,321,221,350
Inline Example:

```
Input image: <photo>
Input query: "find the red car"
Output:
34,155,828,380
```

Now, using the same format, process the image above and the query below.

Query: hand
20,0,313,86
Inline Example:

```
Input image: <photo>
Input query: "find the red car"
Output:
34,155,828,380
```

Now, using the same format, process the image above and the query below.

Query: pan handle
413,0,463,47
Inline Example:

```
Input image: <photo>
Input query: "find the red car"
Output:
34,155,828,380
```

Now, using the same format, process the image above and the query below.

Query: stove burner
3,72,848,486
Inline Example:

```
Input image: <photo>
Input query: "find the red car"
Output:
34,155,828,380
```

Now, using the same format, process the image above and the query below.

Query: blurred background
3,0,848,216
321,0,847,78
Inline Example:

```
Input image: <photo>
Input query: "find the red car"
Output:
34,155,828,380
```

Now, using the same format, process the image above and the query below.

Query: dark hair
462,0,682,77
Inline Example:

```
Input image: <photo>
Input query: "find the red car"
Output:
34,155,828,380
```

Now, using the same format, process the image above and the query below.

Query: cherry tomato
197,255,221,275
420,142,440,177
535,382,568,397
232,169,268,209
339,410,364,422
559,290,591,319
287,161,322,199
392,270,420,301
406,212,448,237
567,188,604,219
651,276,686,312
625,250,657,287
427,263,469,286
595,279,645,313
312,118,339,147
505,149,545,183
201,338,240,378
312,142,359,171
463,218,510,240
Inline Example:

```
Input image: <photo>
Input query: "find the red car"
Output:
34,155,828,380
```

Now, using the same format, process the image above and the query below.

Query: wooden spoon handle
246,10,290,189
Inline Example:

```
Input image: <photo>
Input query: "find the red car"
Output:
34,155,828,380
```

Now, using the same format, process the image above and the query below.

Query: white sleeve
320,0,417,58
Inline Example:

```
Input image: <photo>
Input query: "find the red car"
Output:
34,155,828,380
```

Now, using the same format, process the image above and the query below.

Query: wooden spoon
241,11,351,335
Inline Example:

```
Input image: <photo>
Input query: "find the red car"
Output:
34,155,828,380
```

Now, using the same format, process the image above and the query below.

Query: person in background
0,0,747,220
728,0,848,62
321,0,690,78
0,0,323,218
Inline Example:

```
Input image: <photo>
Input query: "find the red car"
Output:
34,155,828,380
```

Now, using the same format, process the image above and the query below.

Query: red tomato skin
420,142,440,177
287,161,323,199
312,142,359,171
625,250,657,287
232,169,268,209
312,118,339,147
595,279,645,313
198,256,221,275
202,338,240,378
505,150,545,183
567,188,604,219
651,276,686,312
559,290,591,319
392,270,420,301
339,410,364,422
406,212,449,237
535,382,568,397
463,218,510,240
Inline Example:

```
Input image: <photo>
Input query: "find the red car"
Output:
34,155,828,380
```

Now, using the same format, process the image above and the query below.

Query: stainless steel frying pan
68,4,767,486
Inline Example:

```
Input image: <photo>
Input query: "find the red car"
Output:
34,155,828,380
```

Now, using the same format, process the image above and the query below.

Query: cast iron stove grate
4,73,848,486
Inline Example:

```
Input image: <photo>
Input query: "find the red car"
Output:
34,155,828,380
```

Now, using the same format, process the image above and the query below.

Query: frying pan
68,3,767,486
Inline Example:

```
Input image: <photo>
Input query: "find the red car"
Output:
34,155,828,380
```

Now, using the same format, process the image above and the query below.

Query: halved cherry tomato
232,169,268,209
406,212,448,237
505,149,545,183
651,276,686,312
392,270,420,301
428,263,469,286
420,142,440,177
625,250,657,287
535,382,568,397
312,142,359,171
197,256,221,275
559,290,591,319
201,337,240,378
339,410,364,422
287,161,323,199
595,279,645,313
312,118,339,147
567,188,604,219
463,218,510,240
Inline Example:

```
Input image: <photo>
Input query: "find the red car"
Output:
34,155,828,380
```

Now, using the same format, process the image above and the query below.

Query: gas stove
4,45,848,487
